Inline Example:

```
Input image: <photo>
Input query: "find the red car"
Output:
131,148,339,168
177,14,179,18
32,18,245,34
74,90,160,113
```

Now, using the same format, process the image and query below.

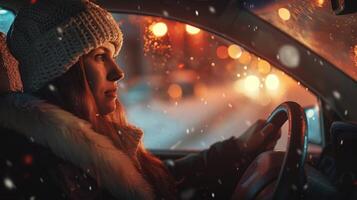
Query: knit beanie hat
7,0,123,92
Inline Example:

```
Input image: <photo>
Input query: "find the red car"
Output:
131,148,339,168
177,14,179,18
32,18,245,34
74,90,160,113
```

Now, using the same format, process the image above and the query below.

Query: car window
245,0,357,81
0,8,322,151
0,7,15,34
111,13,321,151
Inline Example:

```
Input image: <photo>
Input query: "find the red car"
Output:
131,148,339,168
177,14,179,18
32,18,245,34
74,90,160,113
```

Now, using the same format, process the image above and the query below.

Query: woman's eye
95,54,106,61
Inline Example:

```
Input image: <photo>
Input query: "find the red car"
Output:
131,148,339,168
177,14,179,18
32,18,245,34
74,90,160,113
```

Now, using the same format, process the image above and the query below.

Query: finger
260,123,274,137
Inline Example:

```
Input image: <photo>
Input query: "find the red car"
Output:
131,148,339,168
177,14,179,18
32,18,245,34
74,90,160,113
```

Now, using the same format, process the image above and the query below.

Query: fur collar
0,93,154,200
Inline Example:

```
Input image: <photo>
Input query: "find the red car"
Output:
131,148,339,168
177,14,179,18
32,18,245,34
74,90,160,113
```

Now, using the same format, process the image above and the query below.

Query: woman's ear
0,32,23,93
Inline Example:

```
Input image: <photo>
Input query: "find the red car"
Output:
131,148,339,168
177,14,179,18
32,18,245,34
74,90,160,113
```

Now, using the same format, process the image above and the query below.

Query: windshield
246,0,357,80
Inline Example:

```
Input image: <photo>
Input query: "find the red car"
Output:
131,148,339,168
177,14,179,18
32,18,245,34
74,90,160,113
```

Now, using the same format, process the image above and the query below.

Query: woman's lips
105,89,117,99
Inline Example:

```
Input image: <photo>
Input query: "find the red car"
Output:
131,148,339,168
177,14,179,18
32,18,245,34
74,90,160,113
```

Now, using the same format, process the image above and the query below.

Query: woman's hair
35,58,176,199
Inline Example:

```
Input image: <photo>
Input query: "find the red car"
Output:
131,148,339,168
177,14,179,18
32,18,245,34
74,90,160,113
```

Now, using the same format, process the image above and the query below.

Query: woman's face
83,42,124,115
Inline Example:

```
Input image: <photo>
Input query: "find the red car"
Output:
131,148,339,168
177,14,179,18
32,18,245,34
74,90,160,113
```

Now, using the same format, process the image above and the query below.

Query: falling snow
170,140,182,150
296,149,302,155
278,45,300,68
5,160,12,167
208,6,216,14
332,90,341,100
303,183,308,190
48,84,56,91
56,27,63,34
3,177,15,190
162,10,169,17
344,110,348,116
291,184,297,191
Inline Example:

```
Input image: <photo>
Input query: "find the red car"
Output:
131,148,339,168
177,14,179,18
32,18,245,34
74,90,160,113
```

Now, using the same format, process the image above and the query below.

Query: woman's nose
108,62,125,82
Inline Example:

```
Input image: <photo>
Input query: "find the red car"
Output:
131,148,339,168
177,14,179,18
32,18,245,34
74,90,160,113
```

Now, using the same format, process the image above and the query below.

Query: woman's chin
99,102,117,115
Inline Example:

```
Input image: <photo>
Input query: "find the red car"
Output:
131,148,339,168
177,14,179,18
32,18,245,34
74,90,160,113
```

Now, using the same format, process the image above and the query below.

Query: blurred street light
258,59,271,74
228,44,242,59
151,22,168,37
265,74,280,90
168,84,182,99
186,24,200,35
238,51,252,65
216,45,228,59
278,8,291,21
244,75,260,92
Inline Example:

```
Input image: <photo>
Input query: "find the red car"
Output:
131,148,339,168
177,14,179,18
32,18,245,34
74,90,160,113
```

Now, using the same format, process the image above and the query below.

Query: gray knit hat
7,0,123,92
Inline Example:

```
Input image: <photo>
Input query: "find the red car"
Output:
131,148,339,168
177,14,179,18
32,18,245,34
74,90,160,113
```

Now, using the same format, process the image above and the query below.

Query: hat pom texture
7,0,123,92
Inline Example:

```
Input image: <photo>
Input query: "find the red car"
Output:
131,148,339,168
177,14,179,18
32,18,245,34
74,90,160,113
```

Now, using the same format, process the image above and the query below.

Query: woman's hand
236,119,281,159
166,119,281,181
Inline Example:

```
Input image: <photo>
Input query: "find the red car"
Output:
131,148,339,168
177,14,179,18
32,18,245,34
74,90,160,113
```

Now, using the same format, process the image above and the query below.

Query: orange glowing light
257,60,271,74
228,45,242,59
194,83,208,98
185,25,200,35
151,22,168,37
238,52,252,65
317,0,324,7
168,84,182,99
178,63,185,69
278,8,291,21
216,46,228,59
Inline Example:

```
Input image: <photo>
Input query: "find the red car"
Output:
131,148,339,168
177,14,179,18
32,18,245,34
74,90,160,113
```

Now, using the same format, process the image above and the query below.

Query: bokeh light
151,22,168,37
238,51,252,65
228,44,242,59
257,59,271,74
168,84,182,99
265,74,280,90
316,0,324,7
216,46,228,59
194,82,208,98
278,45,300,68
185,24,200,35
244,75,260,92
278,8,291,21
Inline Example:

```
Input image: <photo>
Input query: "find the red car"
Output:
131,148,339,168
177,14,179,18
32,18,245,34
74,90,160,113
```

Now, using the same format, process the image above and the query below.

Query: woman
0,0,279,199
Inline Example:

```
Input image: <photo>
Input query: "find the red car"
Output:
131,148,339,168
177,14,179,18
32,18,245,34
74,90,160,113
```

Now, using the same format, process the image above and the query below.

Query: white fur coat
0,93,154,200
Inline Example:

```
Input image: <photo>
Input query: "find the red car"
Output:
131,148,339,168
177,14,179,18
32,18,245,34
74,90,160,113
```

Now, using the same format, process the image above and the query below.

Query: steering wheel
232,101,308,200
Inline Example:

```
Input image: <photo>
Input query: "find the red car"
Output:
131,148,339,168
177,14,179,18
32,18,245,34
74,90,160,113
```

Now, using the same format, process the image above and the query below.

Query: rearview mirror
331,0,357,15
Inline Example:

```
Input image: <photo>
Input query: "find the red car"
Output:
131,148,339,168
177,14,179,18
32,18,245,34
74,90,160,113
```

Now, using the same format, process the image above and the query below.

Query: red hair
36,58,176,199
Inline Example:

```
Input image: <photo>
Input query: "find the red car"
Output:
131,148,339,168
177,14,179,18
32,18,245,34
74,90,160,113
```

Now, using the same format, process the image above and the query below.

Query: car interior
0,0,356,199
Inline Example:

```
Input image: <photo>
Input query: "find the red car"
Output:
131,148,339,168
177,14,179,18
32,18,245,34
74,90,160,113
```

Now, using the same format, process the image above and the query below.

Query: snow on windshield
245,0,357,80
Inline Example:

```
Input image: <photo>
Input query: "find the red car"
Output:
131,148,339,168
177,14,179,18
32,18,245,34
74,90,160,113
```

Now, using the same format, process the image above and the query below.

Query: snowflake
3,177,15,190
